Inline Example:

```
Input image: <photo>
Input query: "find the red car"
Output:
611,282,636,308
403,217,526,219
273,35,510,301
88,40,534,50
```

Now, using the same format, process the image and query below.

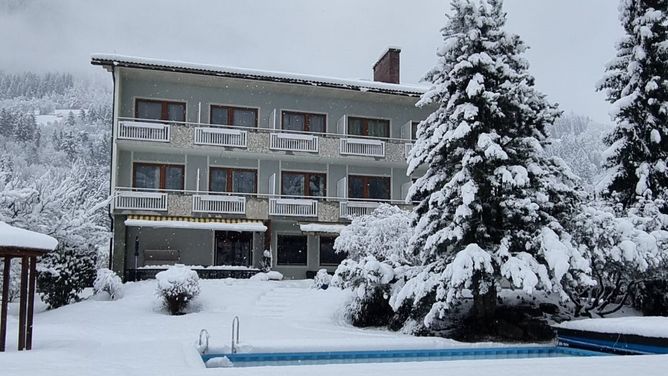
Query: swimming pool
202,346,608,368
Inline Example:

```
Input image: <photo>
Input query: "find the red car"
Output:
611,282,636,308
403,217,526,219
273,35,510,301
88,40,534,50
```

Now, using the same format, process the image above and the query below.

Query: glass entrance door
215,231,253,266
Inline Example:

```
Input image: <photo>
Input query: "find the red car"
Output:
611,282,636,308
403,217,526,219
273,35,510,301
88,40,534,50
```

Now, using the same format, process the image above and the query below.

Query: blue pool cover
202,346,609,368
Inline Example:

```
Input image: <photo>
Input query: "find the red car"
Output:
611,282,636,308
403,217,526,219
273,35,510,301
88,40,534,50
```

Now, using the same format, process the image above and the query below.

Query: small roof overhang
124,215,267,232
299,223,347,234
0,221,58,256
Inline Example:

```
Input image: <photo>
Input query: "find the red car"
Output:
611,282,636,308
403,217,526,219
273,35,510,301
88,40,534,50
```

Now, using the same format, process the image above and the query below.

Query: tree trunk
472,275,497,326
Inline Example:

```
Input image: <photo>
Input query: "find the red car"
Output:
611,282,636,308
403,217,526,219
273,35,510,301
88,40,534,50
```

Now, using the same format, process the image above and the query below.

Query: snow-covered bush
332,256,399,327
249,271,283,281
260,249,272,272
334,204,415,264
37,243,97,309
93,268,123,300
570,202,668,316
0,258,21,302
312,269,332,289
155,265,201,315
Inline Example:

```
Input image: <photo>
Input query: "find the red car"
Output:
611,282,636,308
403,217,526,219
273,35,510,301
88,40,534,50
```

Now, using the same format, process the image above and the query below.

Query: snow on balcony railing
117,121,170,142
114,191,168,211
270,132,319,153
339,138,385,158
340,201,381,218
194,127,247,148
269,198,318,217
192,194,246,214
405,142,414,159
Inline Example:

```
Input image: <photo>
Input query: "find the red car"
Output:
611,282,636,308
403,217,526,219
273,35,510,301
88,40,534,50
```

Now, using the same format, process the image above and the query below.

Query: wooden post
17,256,28,351
26,256,37,350
0,256,11,352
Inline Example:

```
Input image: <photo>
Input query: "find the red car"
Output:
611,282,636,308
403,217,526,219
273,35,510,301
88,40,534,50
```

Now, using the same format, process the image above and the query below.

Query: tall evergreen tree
403,0,591,326
597,0,668,212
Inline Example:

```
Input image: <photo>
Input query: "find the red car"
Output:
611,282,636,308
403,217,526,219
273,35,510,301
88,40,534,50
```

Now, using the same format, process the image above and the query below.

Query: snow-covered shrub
155,265,201,315
570,202,668,316
249,271,283,281
632,278,668,316
312,269,332,289
260,249,272,272
334,204,415,264
37,243,97,309
0,258,21,302
332,256,399,327
93,268,123,300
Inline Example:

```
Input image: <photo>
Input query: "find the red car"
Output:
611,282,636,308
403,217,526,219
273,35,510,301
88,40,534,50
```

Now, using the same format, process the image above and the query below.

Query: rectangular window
411,121,420,140
209,168,257,194
348,175,390,200
281,111,326,133
281,171,326,197
277,235,307,265
319,236,346,266
133,163,184,191
210,105,258,127
135,99,186,122
347,117,390,138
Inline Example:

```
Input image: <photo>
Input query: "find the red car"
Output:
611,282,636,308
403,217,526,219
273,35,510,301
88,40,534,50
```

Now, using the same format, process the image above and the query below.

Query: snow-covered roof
0,221,58,251
299,223,347,234
91,54,427,97
124,216,267,232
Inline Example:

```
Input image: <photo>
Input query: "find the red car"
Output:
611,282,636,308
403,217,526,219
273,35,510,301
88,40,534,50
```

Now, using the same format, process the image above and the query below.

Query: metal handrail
231,316,240,354
198,329,209,354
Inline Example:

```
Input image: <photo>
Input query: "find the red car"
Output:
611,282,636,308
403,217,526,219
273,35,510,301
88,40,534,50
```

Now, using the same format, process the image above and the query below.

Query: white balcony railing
340,138,385,158
340,201,380,218
117,121,170,142
270,132,319,153
405,142,414,159
269,198,318,217
194,127,247,148
114,191,168,211
192,194,246,214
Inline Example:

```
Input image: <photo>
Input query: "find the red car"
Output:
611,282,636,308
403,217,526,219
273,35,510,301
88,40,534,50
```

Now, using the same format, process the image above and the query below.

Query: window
135,99,185,122
277,235,307,265
319,236,346,266
133,163,184,190
209,168,257,194
281,111,326,133
348,117,390,138
281,171,326,197
411,121,420,140
348,175,390,200
210,105,258,127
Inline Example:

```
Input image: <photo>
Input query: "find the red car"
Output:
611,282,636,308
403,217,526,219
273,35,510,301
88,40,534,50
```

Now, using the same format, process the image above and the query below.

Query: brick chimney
373,47,401,84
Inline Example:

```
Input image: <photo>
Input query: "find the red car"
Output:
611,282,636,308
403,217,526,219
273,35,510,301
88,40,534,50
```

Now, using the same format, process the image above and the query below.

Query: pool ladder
231,316,240,354
198,329,209,354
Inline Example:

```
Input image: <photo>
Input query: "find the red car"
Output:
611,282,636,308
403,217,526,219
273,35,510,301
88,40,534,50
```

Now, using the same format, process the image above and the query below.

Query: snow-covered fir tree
401,0,592,327
597,0,668,212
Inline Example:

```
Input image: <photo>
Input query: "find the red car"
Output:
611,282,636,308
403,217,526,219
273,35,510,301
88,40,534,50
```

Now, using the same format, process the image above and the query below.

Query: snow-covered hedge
155,265,201,315
312,269,332,289
37,243,97,309
93,268,123,300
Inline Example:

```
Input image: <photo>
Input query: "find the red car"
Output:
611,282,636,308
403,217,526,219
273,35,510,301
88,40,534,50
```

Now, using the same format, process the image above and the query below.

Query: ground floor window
215,231,252,266
319,236,346,266
277,234,307,265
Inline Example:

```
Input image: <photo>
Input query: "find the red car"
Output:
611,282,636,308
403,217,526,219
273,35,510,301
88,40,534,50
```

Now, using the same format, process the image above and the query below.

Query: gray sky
0,0,622,123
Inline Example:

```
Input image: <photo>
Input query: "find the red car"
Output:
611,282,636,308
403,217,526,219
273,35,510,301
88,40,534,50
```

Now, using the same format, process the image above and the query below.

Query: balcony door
348,175,390,200
135,99,186,122
215,231,253,267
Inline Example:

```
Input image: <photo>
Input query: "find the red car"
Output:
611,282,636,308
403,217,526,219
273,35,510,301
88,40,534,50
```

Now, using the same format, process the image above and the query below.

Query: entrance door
215,231,253,266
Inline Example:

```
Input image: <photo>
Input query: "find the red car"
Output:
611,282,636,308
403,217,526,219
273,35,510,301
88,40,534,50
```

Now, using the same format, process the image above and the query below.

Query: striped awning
124,215,267,232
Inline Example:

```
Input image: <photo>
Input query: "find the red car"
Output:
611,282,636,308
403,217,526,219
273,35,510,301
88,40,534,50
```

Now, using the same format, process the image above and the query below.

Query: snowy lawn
0,279,666,375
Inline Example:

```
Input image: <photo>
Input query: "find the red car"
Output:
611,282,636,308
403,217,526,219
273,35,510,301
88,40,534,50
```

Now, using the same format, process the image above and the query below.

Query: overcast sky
0,0,622,123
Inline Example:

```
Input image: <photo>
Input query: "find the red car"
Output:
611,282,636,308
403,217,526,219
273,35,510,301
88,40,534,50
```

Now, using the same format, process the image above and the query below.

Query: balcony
118,121,170,142
339,201,380,218
270,132,319,153
340,138,385,158
114,191,168,211
194,127,247,148
269,198,318,217
192,194,246,215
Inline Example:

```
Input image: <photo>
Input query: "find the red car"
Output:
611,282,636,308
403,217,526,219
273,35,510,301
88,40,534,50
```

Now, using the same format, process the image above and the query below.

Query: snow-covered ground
557,316,668,338
1,279,667,375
